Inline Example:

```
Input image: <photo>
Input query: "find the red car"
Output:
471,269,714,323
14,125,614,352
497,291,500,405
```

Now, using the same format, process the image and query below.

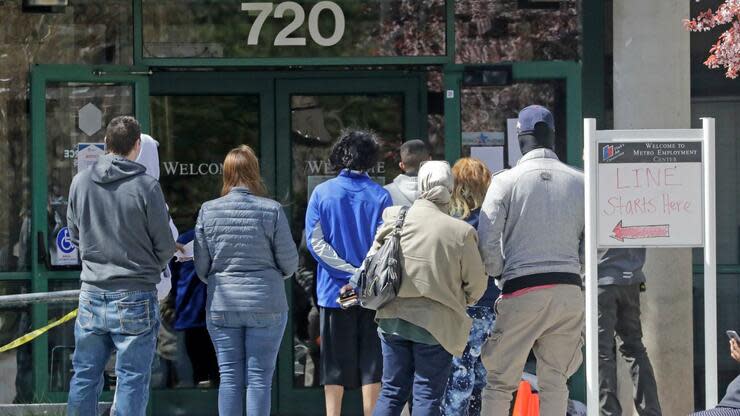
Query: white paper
462,131,505,147
596,143,704,248
471,146,505,173
175,240,194,262
77,143,106,173
507,118,523,167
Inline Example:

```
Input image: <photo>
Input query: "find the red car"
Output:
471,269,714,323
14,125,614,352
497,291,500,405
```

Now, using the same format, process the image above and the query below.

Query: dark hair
329,129,380,171
105,116,141,156
399,139,430,174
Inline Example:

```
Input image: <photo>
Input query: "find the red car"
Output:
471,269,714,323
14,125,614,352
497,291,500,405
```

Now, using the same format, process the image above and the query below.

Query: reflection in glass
427,70,446,160
143,0,445,59
151,95,261,230
45,84,134,269
0,1,132,271
150,95,261,389
460,81,566,165
0,0,133,66
0,281,32,403
455,0,581,63
290,94,404,387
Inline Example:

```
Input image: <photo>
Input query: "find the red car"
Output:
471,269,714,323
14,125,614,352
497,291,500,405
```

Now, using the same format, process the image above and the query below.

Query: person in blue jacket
305,130,392,416
169,222,218,387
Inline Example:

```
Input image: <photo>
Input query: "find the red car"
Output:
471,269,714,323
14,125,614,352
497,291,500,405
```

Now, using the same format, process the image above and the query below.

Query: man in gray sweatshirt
66,116,176,416
384,139,430,206
598,248,662,415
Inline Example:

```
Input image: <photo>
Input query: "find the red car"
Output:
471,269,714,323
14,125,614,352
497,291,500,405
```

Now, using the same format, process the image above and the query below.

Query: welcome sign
584,118,717,414
597,141,703,247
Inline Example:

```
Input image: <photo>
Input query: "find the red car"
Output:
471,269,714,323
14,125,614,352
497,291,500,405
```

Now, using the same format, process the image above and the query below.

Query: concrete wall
612,0,695,414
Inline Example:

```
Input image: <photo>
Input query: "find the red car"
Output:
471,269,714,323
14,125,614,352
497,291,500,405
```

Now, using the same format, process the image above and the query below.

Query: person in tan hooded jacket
370,160,488,416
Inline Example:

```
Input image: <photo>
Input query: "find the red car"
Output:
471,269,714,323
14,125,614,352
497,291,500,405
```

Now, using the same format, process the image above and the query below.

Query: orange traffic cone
512,380,540,416
528,391,540,415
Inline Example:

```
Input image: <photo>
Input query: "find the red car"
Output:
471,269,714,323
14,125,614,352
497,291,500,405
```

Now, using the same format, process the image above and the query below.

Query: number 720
240,1,346,47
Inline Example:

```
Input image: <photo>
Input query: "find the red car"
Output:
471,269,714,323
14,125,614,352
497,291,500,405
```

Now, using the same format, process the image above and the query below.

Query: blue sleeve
377,190,393,227
305,189,359,278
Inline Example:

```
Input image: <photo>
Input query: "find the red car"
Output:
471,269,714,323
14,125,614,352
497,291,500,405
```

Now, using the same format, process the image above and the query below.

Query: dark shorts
320,306,382,389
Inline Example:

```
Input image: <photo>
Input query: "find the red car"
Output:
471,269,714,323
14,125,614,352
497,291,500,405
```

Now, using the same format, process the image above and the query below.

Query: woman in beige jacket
371,161,488,416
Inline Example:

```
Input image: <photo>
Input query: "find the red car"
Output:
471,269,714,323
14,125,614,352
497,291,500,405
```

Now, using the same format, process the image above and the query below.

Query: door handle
37,231,48,265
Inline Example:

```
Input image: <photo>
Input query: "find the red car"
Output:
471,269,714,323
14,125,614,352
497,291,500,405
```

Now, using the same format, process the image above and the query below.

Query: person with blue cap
477,105,585,416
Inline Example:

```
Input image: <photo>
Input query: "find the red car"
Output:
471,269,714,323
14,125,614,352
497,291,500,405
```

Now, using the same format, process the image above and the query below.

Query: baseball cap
517,105,555,135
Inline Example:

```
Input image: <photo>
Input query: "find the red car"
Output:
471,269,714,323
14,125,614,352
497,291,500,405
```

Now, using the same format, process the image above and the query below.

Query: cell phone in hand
726,330,740,343
337,289,359,309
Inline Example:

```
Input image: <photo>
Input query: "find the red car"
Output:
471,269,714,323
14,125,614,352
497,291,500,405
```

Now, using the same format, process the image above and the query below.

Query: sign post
584,118,716,414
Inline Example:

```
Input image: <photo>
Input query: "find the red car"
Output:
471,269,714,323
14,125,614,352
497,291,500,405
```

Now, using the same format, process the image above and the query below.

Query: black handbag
355,206,409,310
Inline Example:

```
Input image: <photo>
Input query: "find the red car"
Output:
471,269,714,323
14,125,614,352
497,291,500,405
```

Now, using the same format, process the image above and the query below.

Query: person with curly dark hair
305,129,392,416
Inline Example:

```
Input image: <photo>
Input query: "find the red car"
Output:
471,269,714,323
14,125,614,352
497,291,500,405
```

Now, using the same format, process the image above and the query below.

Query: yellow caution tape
0,309,78,353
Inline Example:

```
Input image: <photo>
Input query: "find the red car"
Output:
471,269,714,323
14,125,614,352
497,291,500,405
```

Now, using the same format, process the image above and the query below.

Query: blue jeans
374,332,452,416
67,290,160,416
441,306,495,416
207,310,288,416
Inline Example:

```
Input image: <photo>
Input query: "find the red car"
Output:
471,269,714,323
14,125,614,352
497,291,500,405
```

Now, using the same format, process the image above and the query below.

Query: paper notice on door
471,146,505,173
507,118,523,167
462,131,505,147
175,241,194,262
77,143,106,173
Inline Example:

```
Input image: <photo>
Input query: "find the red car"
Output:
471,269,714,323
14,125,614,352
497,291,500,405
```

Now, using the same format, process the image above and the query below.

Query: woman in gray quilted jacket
194,145,299,416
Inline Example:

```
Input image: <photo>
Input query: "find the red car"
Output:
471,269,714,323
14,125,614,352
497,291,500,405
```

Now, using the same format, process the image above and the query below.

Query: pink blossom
685,0,740,78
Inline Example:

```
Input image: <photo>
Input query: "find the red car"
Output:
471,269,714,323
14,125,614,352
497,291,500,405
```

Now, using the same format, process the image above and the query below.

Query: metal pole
584,118,599,416
0,290,80,308
703,117,718,407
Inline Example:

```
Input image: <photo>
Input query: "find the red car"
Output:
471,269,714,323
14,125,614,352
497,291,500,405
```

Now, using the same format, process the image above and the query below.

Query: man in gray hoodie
66,116,176,416
384,139,430,206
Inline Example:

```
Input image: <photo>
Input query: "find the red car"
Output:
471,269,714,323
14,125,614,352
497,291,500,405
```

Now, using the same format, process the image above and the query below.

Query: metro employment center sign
584,118,717,415
597,141,703,247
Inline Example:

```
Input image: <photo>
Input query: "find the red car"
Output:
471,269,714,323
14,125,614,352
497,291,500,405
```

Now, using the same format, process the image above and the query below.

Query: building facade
0,0,735,414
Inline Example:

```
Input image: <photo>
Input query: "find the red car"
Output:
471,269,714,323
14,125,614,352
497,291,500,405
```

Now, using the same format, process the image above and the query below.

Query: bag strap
394,206,409,231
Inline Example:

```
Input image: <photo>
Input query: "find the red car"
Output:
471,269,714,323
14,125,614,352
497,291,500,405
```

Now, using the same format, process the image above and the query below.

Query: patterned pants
440,306,495,416
691,409,740,416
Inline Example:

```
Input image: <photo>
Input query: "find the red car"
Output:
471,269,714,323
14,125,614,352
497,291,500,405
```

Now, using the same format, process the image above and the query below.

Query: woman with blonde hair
194,145,298,415
441,157,501,416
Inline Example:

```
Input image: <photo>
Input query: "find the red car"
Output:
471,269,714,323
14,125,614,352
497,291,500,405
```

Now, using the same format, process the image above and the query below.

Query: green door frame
274,74,424,415
146,71,278,414
29,64,151,401
443,61,583,167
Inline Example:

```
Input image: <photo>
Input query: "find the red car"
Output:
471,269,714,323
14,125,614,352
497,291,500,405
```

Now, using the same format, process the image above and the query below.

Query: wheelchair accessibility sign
54,227,78,265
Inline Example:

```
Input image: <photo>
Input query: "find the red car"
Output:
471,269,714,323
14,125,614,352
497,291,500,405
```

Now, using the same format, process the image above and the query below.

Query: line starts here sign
597,141,703,247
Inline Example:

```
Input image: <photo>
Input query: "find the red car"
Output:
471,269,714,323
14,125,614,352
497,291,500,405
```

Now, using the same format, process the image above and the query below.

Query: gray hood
91,154,146,184
384,174,419,206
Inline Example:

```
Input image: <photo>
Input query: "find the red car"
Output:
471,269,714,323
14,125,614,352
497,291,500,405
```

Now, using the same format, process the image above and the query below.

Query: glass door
30,64,151,400
275,74,424,415
147,71,274,415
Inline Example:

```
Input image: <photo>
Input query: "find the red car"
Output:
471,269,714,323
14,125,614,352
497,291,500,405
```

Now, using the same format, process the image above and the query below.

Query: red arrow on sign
611,220,670,242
